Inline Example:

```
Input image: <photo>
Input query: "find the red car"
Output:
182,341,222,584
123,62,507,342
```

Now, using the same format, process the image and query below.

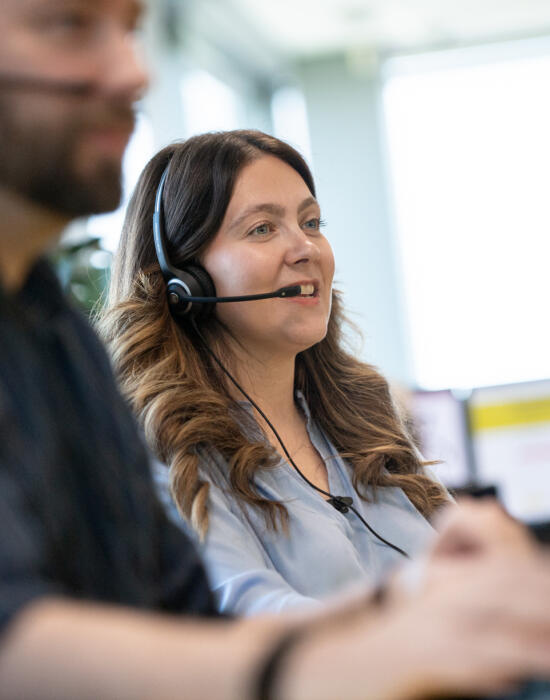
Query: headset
152,160,409,558
153,165,302,320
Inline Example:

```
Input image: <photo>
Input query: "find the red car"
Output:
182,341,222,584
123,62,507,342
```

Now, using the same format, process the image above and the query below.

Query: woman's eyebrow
228,197,319,232
228,203,285,231
297,196,319,214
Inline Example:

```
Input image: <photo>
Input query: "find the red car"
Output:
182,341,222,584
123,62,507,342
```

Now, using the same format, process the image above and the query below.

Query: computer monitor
409,389,473,489
468,379,550,524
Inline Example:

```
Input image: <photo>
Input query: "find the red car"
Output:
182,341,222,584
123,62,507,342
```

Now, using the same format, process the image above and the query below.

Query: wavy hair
99,130,448,538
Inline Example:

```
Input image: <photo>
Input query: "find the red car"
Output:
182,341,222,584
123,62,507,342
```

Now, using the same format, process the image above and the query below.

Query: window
383,38,550,389
271,86,313,165
180,69,242,135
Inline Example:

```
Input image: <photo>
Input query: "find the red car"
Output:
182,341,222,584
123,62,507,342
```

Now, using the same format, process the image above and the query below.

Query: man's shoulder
0,258,130,446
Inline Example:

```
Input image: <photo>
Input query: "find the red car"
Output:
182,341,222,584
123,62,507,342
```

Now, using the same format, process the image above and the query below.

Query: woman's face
201,155,335,359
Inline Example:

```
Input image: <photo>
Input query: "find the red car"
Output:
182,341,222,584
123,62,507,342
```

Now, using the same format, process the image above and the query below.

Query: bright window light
181,69,242,135
271,86,313,165
383,42,550,390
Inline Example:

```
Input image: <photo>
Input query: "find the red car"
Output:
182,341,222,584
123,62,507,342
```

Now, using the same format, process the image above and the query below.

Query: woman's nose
285,228,321,266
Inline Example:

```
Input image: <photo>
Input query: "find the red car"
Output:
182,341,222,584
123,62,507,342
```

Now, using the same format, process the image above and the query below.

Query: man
1,2,550,699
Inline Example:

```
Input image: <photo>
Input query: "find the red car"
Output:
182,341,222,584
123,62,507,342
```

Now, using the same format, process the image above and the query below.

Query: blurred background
59,0,550,518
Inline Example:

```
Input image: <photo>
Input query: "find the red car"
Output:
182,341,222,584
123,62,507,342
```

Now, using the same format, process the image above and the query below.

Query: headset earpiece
153,163,217,321
165,264,216,319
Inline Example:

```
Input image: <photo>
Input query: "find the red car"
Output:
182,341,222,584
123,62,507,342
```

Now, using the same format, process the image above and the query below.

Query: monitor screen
468,379,550,523
409,389,472,489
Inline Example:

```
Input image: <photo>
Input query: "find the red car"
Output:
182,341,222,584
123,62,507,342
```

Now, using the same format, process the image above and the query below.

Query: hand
295,552,550,700
385,499,538,613
388,552,550,699
430,497,537,561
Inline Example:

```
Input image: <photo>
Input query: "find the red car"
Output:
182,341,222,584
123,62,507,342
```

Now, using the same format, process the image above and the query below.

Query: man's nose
98,27,149,102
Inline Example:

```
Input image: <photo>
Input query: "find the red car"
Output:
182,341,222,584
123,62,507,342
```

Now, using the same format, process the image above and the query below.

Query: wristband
256,584,387,699
255,628,306,700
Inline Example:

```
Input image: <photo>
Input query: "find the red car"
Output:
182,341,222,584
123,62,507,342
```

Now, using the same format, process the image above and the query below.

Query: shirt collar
7,258,67,323
294,389,312,422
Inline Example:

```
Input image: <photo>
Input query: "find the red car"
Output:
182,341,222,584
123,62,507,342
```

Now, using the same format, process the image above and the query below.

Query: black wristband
371,582,388,606
255,628,306,700
255,586,385,700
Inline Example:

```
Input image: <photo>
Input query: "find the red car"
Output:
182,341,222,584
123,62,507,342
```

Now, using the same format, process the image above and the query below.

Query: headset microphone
0,73,95,96
153,164,305,319
164,285,303,305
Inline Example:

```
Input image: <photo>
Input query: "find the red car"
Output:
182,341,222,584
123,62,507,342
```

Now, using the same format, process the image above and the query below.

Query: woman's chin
234,321,329,360
282,328,329,355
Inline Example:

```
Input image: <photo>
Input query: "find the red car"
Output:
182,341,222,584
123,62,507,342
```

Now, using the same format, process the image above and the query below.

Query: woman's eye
249,223,272,236
303,217,325,231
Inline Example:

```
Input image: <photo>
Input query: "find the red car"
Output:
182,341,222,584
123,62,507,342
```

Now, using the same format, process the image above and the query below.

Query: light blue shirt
154,392,439,616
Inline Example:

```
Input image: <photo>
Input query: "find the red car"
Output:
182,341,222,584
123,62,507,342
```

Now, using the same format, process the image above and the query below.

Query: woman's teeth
299,283,315,296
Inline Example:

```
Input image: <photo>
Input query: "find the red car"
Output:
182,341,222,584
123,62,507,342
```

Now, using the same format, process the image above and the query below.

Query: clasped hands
382,498,550,699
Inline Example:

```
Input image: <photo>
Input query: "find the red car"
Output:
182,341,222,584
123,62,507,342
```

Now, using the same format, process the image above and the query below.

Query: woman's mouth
298,283,317,297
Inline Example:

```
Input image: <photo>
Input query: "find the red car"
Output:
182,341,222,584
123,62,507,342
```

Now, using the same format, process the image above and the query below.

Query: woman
100,130,449,615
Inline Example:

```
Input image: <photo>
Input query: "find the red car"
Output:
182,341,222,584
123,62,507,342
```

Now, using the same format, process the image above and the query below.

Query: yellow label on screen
470,397,550,432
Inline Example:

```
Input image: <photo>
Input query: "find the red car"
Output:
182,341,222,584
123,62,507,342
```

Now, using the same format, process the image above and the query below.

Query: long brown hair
99,130,448,537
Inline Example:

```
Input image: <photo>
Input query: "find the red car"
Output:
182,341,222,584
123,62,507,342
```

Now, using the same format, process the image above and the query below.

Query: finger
431,499,536,559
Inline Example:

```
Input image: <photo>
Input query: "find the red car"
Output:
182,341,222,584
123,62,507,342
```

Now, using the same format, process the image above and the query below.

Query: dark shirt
0,260,215,633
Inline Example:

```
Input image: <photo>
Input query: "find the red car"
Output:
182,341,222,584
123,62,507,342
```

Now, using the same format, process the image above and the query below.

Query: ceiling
229,0,550,58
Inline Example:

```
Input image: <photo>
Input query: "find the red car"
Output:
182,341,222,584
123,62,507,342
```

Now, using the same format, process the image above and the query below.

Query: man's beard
0,93,135,217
